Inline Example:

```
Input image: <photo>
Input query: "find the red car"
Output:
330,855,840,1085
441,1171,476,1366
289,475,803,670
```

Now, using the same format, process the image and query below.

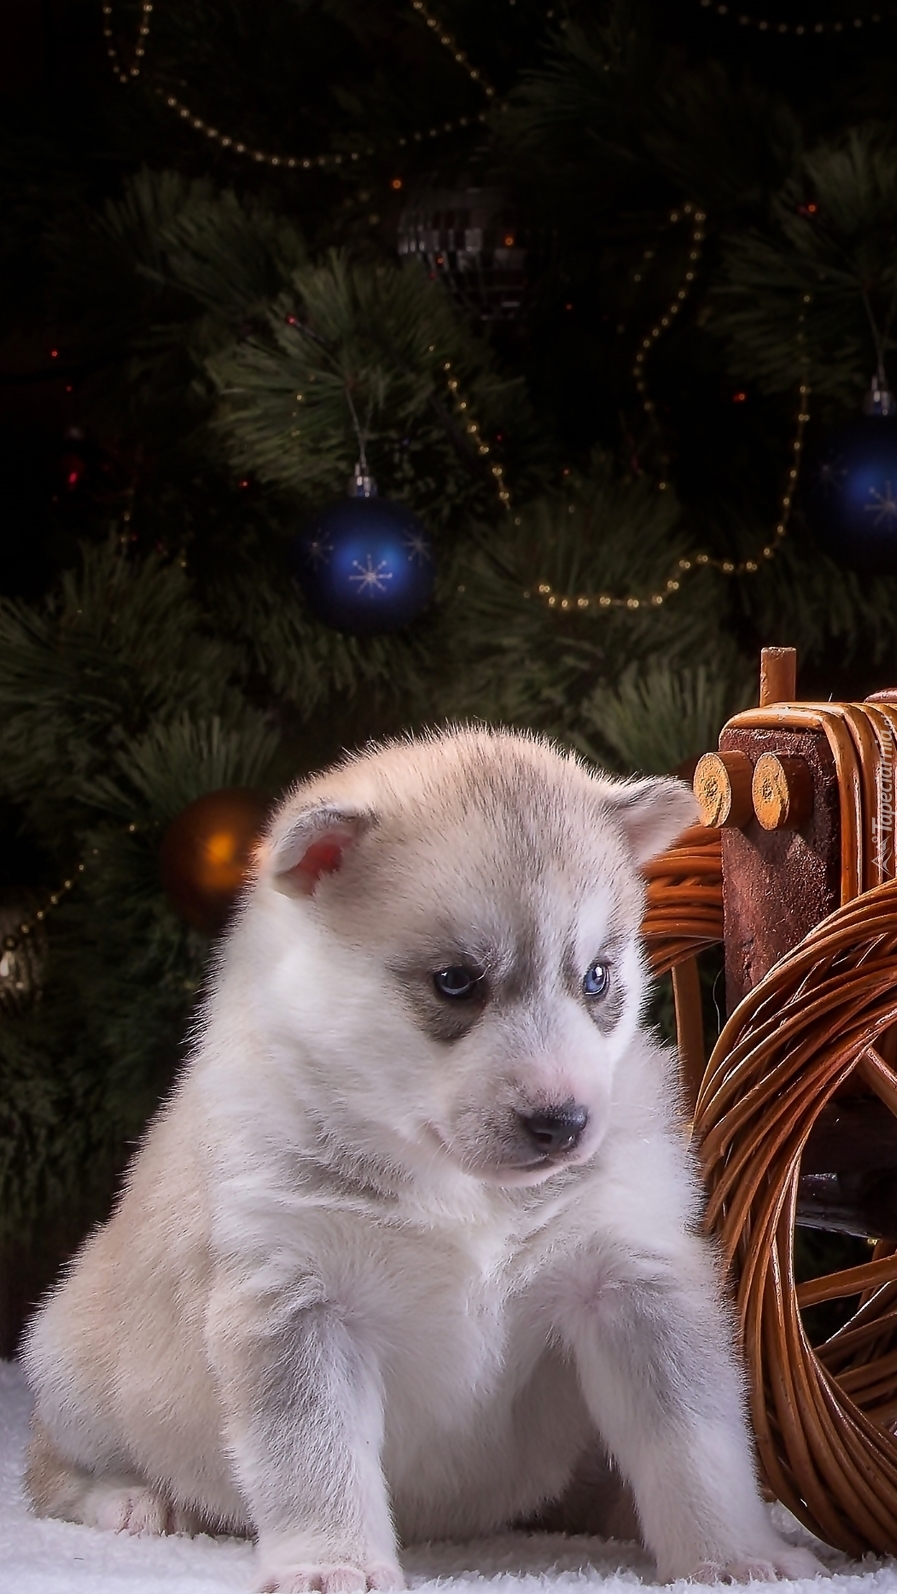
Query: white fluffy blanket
1,1361,892,1594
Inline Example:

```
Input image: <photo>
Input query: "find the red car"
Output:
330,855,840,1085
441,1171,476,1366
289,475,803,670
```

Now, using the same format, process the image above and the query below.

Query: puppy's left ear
263,804,374,897
601,776,699,864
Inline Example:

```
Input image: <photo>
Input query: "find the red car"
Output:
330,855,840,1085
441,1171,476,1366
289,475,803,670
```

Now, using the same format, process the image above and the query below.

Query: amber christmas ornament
159,788,271,933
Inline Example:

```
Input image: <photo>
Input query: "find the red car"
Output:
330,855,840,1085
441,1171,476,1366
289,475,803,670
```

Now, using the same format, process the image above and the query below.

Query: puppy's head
252,728,696,1189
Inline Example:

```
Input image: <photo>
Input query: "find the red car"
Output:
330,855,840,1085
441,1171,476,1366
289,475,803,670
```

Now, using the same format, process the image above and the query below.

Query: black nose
519,1105,589,1156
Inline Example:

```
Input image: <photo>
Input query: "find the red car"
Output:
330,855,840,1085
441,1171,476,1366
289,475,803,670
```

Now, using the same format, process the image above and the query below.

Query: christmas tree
2,0,897,1348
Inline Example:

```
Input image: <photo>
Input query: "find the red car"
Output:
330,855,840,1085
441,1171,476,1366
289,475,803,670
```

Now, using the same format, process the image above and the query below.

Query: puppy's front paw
255,1560,405,1594
686,1545,826,1584
82,1479,179,1536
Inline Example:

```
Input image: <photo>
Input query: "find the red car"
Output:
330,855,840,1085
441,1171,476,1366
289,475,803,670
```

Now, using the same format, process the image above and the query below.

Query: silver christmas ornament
398,178,532,323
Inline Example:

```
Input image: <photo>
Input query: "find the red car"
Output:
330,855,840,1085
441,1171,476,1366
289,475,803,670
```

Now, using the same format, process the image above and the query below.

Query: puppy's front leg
559,1245,822,1583
207,1288,404,1594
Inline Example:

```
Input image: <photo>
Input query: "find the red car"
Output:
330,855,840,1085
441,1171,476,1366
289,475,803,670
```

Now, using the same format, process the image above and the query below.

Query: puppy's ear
600,776,698,865
264,805,374,898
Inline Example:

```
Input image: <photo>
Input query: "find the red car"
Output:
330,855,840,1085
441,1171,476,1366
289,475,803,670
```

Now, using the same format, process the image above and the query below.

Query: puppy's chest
368,1219,569,1421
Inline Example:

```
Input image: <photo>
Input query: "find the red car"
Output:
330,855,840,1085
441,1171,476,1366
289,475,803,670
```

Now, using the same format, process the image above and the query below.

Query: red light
238,478,250,489
806,203,818,214
733,391,747,403
50,348,59,358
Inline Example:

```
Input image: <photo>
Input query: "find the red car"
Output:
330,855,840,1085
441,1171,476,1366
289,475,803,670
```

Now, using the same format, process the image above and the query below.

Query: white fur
22,728,821,1593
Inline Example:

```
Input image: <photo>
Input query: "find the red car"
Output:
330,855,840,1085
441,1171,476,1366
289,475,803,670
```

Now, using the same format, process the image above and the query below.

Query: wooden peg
752,753,814,831
759,646,797,707
693,750,754,828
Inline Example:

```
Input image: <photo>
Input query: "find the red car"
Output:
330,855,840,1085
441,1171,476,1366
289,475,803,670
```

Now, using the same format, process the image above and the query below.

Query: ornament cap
348,463,378,498
863,375,897,417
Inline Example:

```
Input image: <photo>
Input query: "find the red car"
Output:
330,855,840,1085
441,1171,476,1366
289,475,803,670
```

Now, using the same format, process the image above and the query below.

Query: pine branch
583,658,754,776
207,250,534,527
438,461,728,746
715,126,897,411
0,541,248,834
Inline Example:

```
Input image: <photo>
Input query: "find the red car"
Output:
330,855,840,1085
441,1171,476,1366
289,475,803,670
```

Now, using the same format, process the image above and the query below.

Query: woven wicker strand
641,824,723,976
640,823,724,1121
694,877,897,1553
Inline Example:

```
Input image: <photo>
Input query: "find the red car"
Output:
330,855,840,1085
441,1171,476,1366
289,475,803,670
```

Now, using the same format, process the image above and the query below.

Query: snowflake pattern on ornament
815,456,847,492
865,482,897,528
350,555,394,595
403,529,433,565
305,533,334,567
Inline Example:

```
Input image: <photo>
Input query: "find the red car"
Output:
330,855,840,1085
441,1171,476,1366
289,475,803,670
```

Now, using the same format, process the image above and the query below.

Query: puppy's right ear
263,805,373,898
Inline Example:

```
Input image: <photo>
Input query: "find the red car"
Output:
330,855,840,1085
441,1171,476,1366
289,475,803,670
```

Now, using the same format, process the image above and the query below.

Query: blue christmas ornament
805,379,897,574
293,468,435,635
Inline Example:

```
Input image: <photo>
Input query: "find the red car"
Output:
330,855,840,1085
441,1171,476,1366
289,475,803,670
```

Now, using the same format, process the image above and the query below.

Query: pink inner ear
286,833,353,895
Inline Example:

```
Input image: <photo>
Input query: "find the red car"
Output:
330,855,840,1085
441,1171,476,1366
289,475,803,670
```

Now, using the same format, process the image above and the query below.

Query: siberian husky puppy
23,728,820,1593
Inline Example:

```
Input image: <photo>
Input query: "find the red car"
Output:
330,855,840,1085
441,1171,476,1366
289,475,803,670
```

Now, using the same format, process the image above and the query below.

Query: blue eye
434,965,482,1001
582,960,610,999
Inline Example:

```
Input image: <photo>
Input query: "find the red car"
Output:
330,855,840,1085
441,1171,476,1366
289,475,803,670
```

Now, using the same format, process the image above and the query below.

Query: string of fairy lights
101,0,152,81
153,90,490,171
409,0,497,98
432,180,813,615
1,864,86,953
697,0,881,33
632,202,706,493
102,0,889,166
0,830,139,964
525,384,810,613
436,353,512,510
100,0,496,170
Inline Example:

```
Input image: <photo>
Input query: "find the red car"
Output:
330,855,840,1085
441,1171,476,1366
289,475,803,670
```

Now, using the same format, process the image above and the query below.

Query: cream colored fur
22,728,821,1594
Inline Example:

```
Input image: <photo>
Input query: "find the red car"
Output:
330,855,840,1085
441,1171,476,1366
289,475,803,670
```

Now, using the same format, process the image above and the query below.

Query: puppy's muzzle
517,1105,589,1158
